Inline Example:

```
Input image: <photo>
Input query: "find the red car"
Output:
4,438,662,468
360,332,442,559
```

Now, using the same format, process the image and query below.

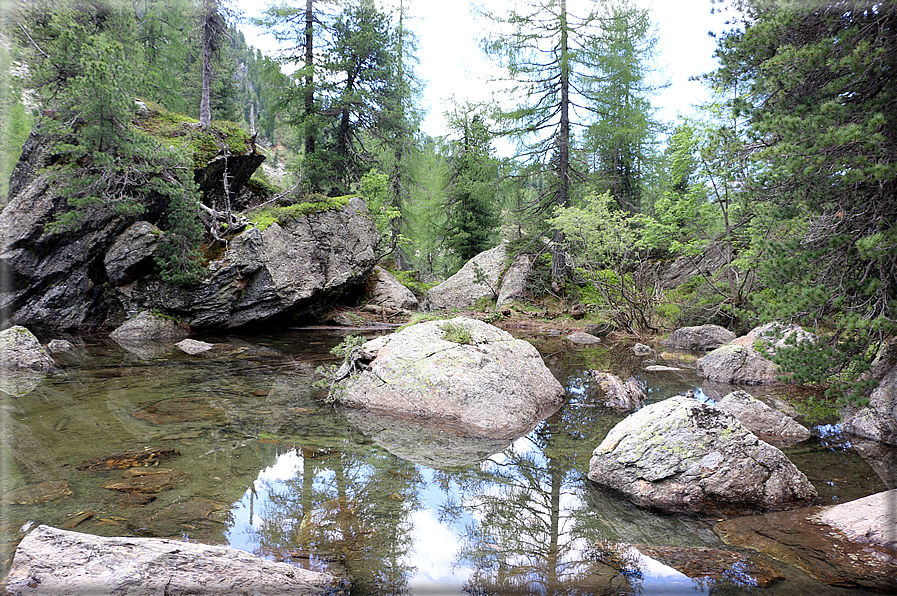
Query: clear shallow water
0,330,888,595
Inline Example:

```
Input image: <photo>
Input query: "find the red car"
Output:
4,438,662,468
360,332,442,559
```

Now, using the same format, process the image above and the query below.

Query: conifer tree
706,0,897,398
444,111,500,264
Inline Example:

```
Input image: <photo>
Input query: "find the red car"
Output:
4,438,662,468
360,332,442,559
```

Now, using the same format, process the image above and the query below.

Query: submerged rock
1,481,73,505
5,525,344,595
0,326,55,371
660,325,735,351
588,395,817,515
422,244,506,311
330,316,565,438
590,371,644,410
631,544,785,588
717,390,811,446
716,490,897,591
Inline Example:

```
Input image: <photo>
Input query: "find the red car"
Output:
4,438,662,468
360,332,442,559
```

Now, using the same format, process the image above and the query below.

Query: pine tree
706,0,897,399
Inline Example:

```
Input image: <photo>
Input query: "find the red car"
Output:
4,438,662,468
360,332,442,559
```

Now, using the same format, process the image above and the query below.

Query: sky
239,0,733,141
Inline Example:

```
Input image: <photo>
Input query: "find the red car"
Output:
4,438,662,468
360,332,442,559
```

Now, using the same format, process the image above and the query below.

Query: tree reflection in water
237,443,424,594
441,413,642,595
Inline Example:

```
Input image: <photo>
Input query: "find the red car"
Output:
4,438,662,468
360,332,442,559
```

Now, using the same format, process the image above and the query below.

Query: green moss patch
248,196,352,231
134,102,252,168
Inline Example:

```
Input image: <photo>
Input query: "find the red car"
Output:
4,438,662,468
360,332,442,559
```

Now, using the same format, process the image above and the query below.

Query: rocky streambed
0,326,894,595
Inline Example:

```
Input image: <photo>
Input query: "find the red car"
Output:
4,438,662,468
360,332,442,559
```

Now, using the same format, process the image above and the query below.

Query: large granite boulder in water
330,316,565,438
696,344,779,384
842,364,897,445
588,395,817,515
716,390,811,446
422,245,506,311
5,525,344,595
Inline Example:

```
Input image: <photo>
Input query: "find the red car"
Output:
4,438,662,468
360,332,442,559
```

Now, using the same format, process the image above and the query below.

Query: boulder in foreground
588,395,817,515
5,525,344,595
330,317,565,438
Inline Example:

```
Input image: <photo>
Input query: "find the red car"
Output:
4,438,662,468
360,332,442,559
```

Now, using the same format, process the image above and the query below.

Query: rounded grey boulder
588,395,817,515
0,326,54,371
330,317,565,438
660,325,736,351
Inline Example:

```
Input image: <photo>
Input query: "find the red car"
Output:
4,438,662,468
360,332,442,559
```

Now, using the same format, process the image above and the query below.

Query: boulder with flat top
5,525,344,595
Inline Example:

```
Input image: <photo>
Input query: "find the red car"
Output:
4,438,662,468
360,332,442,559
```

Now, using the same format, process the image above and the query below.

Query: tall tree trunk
551,0,571,280
199,0,217,128
304,0,315,155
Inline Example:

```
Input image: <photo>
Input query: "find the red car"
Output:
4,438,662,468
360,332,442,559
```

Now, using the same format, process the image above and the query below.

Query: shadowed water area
0,329,889,595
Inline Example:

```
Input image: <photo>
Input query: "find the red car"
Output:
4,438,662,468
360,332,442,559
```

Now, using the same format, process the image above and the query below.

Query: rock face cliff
0,131,378,330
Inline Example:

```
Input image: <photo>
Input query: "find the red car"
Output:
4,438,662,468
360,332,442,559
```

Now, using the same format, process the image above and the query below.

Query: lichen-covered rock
331,316,565,438
717,390,811,446
5,525,344,595
590,371,644,410
109,311,188,341
496,253,534,307
696,344,779,384
422,245,506,311
732,321,816,355
0,326,54,371
366,266,419,311
842,364,897,445
716,490,897,591
588,395,817,515
660,325,736,351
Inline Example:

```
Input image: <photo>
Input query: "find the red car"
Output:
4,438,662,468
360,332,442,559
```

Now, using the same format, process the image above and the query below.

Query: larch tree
583,0,663,214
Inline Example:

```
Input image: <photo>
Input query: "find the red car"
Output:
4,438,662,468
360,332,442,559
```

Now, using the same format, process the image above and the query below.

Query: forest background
0,0,894,404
